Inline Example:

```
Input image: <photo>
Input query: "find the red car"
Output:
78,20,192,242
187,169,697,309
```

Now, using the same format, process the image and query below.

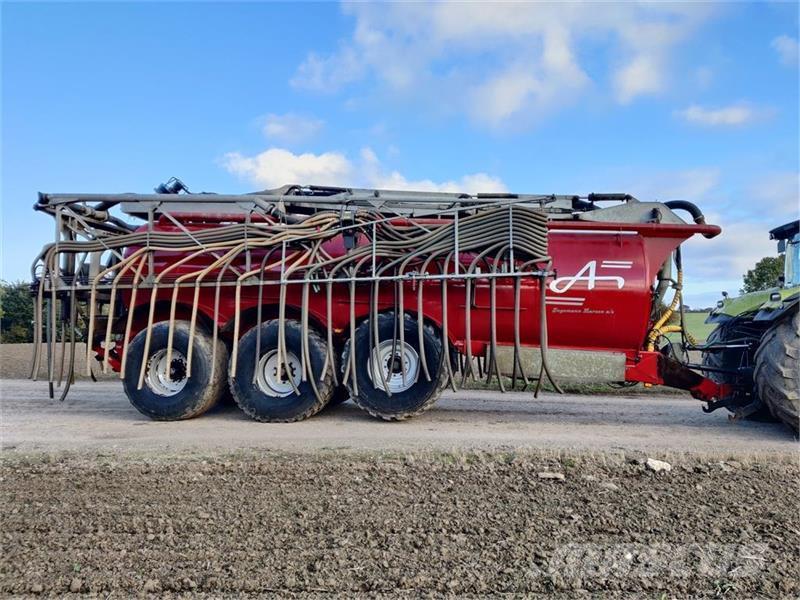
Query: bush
0,281,34,343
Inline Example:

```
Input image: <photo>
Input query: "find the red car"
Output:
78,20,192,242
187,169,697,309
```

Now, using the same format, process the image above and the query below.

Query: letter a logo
549,260,625,293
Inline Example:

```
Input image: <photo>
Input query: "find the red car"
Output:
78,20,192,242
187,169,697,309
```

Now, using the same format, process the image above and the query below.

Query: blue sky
2,2,798,306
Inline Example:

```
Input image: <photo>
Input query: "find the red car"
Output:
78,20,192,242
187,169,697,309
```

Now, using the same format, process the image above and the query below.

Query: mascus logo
549,260,632,294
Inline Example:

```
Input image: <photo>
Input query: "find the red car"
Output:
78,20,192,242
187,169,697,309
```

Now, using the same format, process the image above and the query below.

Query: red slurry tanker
31,181,769,427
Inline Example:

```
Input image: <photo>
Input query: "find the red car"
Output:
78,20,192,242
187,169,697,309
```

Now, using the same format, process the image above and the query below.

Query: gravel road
2,379,796,456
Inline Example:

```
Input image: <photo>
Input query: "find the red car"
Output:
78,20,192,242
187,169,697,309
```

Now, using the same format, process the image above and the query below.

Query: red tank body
115,215,719,394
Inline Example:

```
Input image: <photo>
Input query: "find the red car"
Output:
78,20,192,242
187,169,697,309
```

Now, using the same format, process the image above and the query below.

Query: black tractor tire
342,312,446,421
123,320,228,421
702,318,774,421
754,312,800,432
229,319,334,422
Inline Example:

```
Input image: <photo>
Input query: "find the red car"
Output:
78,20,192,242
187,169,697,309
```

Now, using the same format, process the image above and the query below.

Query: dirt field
2,451,798,597
2,352,798,597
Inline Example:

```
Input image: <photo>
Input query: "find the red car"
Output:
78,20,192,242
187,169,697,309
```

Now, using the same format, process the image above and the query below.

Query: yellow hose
646,266,683,351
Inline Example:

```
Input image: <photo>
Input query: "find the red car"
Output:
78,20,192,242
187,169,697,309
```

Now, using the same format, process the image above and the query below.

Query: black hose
572,198,596,212
664,200,705,225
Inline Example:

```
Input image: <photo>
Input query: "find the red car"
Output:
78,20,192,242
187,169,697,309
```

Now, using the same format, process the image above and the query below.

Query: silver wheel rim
145,349,188,397
368,340,420,393
256,350,302,397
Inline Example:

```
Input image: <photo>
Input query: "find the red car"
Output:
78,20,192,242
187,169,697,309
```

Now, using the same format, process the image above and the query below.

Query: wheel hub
145,349,189,397
368,340,420,393
256,350,302,397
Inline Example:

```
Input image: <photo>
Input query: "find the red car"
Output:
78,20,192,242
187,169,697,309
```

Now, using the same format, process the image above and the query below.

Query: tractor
702,220,799,431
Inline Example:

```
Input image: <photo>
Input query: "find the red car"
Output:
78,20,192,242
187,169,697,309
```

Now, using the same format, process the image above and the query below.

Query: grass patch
666,311,716,343
460,375,685,395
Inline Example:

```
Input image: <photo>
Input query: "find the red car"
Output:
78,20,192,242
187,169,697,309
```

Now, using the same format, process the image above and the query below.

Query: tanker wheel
229,319,334,422
754,312,799,433
342,312,446,421
123,320,228,421
325,385,351,408
701,318,774,421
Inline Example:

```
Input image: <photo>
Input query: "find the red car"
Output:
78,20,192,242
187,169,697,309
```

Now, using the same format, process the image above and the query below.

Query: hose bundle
30,196,556,403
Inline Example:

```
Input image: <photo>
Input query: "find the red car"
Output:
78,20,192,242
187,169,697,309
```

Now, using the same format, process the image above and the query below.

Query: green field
670,311,716,343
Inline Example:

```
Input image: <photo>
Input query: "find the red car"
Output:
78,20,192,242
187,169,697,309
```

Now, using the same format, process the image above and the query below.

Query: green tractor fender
706,290,768,325
753,290,799,322
706,286,799,325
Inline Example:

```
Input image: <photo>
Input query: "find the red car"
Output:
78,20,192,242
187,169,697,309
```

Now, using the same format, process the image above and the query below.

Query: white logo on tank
549,260,632,294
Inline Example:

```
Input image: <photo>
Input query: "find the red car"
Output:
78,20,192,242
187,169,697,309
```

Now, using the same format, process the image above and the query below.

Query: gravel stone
537,472,566,480
646,458,672,473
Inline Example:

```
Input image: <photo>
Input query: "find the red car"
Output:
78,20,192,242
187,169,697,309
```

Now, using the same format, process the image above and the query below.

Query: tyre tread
754,312,800,432
342,314,446,421
228,322,334,423
701,318,773,421
123,321,228,421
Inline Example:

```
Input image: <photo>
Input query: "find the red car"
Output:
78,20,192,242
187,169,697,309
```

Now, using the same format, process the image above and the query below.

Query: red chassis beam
625,351,732,402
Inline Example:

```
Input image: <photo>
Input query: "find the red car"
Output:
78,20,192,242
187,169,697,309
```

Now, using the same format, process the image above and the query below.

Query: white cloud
223,146,506,194
685,221,777,288
289,47,365,92
261,113,324,143
600,168,721,202
676,170,798,303
291,4,716,127
772,35,799,66
359,147,507,193
675,103,768,127
614,55,664,104
469,42,589,127
748,171,800,219
469,69,543,127
221,148,352,189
